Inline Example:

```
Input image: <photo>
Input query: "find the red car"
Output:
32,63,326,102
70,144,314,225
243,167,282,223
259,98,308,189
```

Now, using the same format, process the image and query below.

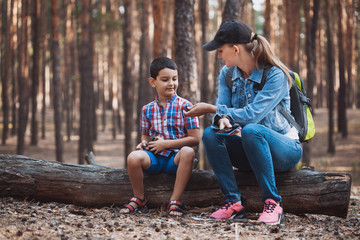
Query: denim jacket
213,65,293,134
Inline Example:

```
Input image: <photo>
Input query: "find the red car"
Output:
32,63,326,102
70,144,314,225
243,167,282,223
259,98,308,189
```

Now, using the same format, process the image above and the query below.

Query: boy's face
149,68,178,99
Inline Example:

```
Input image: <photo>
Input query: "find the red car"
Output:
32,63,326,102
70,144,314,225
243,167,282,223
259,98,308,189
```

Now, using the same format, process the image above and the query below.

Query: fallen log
0,154,351,218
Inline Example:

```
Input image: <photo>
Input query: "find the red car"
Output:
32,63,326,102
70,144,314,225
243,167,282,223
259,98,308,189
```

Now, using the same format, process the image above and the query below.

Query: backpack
225,66,315,142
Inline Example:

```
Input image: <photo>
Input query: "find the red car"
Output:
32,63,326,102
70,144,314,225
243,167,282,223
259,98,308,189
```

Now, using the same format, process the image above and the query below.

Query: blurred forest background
0,0,360,173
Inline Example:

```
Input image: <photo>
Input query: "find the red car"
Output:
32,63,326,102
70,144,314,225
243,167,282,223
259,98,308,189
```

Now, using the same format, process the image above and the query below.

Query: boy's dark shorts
143,150,178,175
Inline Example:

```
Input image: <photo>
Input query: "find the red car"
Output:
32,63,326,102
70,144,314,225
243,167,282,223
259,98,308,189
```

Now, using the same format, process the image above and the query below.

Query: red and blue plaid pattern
140,94,199,156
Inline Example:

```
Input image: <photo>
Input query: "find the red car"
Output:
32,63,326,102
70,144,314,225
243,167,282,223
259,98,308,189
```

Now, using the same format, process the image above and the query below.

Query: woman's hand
218,117,232,130
218,118,241,135
148,136,167,154
184,102,217,117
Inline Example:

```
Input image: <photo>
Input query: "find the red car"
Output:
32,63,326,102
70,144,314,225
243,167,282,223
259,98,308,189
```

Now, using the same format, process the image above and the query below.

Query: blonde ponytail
245,34,292,87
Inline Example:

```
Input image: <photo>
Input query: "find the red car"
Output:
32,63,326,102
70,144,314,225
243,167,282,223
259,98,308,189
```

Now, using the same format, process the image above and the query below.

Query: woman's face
217,44,237,67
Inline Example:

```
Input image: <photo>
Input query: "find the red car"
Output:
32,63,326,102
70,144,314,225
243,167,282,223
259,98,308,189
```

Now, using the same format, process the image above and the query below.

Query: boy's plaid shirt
140,94,199,157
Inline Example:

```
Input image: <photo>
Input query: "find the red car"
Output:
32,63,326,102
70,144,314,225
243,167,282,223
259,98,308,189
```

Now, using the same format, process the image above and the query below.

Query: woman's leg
202,126,244,203
241,124,303,203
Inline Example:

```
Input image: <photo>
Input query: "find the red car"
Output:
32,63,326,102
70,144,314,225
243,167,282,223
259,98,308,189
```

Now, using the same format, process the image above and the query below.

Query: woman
184,21,303,225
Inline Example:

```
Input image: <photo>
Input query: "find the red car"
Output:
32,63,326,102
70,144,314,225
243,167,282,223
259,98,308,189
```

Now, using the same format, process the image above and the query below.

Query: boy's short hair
150,57,178,79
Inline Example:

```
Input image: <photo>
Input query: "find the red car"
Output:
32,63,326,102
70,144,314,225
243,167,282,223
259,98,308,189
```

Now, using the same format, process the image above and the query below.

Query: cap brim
202,40,223,51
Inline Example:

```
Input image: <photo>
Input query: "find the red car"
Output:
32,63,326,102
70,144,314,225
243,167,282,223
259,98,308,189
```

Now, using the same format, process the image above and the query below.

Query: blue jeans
202,124,303,203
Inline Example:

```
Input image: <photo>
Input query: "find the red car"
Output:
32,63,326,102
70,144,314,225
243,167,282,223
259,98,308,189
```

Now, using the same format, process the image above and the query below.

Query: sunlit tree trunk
10,0,18,137
64,0,75,141
40,0,47,139
152,0,166,58
136,0,154,144
122,0,135,166
345,0,356,109
50,0,63,162
99,0,106,132
282,0,301,72
174,0,198,104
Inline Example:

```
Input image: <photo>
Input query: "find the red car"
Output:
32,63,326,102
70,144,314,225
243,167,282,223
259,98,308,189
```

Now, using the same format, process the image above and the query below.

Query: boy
120,57,200,217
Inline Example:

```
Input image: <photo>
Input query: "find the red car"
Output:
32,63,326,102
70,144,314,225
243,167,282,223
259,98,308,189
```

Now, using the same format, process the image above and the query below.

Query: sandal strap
121,197,147,212
168,200,185,210
129,197,147,208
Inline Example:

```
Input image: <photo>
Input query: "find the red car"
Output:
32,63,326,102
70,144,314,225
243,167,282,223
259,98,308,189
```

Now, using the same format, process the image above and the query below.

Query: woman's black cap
202,21,253,51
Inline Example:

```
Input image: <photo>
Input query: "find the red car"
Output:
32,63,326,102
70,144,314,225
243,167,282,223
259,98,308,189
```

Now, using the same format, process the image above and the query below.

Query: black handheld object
216,123,241,136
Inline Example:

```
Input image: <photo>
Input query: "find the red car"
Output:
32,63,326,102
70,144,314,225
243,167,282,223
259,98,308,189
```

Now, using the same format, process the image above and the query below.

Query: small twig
84,151,96,165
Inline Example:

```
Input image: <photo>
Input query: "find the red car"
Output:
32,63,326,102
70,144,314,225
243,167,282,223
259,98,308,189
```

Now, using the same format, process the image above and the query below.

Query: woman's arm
184,103,217,117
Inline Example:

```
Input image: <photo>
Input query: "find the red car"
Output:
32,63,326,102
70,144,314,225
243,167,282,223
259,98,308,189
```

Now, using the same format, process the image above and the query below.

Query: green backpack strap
262,69,302,132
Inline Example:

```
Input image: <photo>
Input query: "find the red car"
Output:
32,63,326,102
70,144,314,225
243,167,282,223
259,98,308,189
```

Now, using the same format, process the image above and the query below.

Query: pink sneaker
210,202,245,219
257,199,283,225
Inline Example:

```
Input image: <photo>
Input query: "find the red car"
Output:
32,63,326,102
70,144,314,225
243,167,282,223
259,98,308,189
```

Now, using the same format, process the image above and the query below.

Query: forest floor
1,108,360,239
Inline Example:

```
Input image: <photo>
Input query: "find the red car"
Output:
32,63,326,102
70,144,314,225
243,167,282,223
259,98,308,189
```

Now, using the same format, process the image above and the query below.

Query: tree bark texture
212,0,244,105
51,0,64,162
136,0,154,144
324,0,336,153
174,0,199,104
78,0,95,164
17,0,30,155
337,0,348,138
122,0,135,166
0,155,351,218
30,0,41,146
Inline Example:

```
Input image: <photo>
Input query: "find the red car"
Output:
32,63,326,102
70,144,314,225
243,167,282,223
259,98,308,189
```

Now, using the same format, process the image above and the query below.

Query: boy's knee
180,146,195,158
127,150,144,167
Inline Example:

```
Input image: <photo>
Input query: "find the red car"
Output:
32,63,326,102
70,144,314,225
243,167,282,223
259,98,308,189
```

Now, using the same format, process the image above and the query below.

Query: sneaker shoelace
220,202,235,210
263,202,277,213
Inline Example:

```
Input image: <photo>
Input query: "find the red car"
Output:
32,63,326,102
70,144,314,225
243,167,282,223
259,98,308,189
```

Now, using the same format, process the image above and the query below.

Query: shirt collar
155,93,178,106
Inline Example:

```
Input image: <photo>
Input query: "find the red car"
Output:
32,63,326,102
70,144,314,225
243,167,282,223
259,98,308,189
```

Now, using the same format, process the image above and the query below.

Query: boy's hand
148,136,167,154
136,140,149,150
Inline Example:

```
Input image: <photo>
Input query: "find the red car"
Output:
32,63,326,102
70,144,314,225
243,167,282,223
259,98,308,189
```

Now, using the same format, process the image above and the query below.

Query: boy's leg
120,150,151,213
170,146,194,201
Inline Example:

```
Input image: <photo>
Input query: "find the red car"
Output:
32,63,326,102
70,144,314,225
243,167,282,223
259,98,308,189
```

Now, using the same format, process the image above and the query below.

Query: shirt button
248,94,251,98
164,118,167,121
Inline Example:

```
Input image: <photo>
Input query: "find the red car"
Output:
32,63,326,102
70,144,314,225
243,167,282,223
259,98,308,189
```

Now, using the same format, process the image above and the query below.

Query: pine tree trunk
212,0,244,105
17,0,30,155
1,0,12,145
174,0,198,104
30,0,40,146
40,0,47,139
50,0,64,162
337,0,348,138
10,0,18,137
122,0,135,166
136,0,154,144
324,0,336,153
78,0,95,164
303,0,320,167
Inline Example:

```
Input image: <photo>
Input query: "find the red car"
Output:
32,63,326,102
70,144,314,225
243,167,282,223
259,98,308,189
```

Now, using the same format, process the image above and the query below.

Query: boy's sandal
120,197,148,214
167,200,185,217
